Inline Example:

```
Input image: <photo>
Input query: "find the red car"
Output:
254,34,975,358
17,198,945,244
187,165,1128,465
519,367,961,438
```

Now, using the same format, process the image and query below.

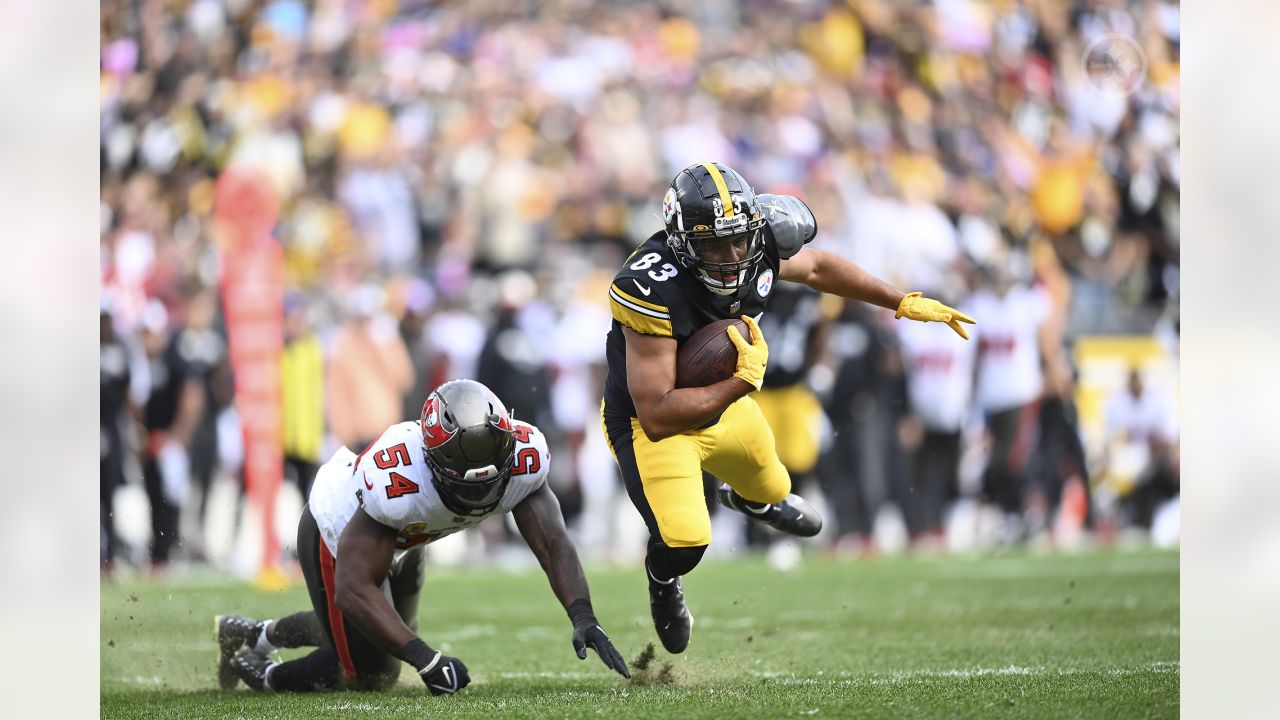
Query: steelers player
749,282,833,547
601,162,975,654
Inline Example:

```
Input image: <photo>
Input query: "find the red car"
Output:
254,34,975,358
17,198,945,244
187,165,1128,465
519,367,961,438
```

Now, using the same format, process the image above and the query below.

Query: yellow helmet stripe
700,162,734,217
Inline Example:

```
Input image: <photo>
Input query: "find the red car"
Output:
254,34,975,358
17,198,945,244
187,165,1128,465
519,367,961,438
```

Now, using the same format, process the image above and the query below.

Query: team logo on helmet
662,188,678,224
756,268,774,297
420,396,455,449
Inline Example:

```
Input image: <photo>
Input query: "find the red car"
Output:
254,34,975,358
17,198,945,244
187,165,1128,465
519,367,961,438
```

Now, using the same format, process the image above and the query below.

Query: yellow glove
726,315,769,390
895,292,977,340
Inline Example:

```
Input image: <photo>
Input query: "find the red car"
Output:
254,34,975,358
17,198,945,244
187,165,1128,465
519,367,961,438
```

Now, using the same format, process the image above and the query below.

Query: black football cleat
649,575,694,654
232,648,276,691
716,485,823,538
215,614,264,690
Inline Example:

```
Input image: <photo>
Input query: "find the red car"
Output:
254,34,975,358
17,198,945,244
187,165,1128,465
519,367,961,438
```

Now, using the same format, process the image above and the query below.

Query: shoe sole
214,615,240,690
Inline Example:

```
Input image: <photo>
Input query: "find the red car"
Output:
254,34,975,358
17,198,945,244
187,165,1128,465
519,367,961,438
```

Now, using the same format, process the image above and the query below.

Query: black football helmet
419,379,517,515
662,162,767,295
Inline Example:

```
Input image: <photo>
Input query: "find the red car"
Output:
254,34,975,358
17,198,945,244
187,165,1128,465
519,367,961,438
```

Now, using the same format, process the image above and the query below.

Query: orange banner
215,169,284,577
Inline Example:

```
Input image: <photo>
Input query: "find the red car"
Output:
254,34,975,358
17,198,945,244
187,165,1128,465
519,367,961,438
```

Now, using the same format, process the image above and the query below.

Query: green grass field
102,549,1178,719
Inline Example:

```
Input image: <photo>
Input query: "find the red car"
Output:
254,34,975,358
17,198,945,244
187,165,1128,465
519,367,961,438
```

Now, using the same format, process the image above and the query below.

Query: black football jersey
602,230,782,420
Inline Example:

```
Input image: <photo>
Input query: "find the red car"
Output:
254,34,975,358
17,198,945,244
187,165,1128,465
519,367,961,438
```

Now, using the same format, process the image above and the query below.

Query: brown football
675,318,749,389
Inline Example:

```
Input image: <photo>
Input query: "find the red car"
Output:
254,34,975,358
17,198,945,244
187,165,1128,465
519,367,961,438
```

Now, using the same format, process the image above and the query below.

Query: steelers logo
756,268,774,298
662,188,678,223
1081,33,1147,97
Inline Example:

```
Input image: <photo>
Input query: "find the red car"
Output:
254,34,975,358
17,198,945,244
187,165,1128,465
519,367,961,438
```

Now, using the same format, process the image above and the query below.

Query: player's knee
734,466,790,505
355,664,400,692
649,541,708,578
657,506,712,548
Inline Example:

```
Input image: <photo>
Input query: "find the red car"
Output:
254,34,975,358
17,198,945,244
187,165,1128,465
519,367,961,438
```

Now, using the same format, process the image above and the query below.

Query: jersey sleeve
498,421,551,512
515,422,551,490
354,425,426,531
608,274,674,338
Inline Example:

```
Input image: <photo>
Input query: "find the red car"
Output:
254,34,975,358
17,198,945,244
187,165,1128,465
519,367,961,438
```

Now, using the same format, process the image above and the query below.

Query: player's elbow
636,414,674,443
333,578,364,616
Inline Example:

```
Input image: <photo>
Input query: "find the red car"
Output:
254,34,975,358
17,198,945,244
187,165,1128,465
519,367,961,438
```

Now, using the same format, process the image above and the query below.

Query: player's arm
333,508,410,652
624,326,753,442
779,248,976,339
335,508,470,694
513,484,630,678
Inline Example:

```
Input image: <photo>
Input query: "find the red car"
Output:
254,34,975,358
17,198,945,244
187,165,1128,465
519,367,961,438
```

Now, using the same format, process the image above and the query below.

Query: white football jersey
896,318,978,432
966,284,1051,413
309,420,550,555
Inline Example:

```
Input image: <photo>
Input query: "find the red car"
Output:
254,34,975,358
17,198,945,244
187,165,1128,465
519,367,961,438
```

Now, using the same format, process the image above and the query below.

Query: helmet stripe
700,162,734,217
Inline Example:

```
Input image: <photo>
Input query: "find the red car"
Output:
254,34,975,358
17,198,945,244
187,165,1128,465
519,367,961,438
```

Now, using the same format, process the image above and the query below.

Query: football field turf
102,549,1178,719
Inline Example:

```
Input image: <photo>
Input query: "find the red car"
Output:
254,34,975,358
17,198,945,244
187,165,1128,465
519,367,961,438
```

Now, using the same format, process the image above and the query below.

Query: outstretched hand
895,292,977,340
572,623,631,679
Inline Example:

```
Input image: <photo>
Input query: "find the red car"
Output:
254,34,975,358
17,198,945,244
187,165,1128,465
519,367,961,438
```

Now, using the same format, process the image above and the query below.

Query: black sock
731,490,780,518
266,647,342,692
271,611,326,648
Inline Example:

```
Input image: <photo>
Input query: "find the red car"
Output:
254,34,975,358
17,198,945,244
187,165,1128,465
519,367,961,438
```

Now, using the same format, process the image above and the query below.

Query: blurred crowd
100,0,1180,575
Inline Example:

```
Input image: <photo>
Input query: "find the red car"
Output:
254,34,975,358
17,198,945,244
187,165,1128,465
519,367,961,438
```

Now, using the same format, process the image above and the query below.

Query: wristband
567,598,598,628
400,638,441,674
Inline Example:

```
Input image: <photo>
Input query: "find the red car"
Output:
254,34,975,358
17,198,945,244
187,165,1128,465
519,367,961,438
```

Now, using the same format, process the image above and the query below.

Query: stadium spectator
1103,366,1179,531
324,286,414,452
139,299,210,570
281,293,325,498
895,285,979,548
814,301,890,554
966,256,1052,542
100,299,135,575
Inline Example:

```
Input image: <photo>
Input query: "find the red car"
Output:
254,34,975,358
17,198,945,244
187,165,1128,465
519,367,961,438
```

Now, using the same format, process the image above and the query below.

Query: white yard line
749,660,1179,685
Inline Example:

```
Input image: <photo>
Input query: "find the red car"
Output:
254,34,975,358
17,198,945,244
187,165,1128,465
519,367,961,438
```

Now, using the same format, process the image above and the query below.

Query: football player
216,379,630,693
602,162,974,654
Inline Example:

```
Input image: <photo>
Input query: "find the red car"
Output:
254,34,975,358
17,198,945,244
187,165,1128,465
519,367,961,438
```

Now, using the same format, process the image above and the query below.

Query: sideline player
602,162,974,653
216,379,629,692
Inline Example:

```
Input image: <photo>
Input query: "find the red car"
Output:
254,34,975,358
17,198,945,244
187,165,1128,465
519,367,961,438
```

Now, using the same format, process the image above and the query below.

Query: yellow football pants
752,384,822,475
603,396,791,549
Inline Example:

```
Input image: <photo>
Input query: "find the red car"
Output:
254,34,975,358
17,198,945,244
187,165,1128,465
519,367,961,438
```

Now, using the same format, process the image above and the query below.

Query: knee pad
655,505,712,548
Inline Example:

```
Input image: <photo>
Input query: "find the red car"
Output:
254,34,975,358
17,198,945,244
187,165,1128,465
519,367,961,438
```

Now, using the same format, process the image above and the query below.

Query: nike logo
429,665,457,693
633,279,651,296
363,474,374,490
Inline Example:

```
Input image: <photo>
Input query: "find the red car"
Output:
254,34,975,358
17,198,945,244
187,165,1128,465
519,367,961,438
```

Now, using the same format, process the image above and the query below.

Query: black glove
401,638,470,696
569,599,630,679
419,653,470,696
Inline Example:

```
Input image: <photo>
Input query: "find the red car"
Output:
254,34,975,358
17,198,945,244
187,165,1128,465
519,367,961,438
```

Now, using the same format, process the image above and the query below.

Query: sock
731,490,775,516
254,621,277,654
262,662,279,691
265,647,342,692
270,611,326,648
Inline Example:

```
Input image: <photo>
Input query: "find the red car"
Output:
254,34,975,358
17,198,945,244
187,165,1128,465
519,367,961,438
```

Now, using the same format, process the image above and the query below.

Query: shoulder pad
758,194,817,260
